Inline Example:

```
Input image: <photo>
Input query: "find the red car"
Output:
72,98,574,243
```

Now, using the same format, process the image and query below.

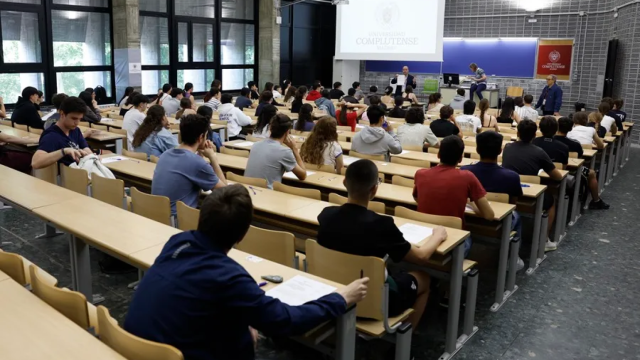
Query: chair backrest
149,155,160,163
29,128,43,135
427,147,439,154
581,143,593,149
569,152,578,159
391,175,414,188
273,182,321,200
97,306,184,360
506,86,524,97
305,163,336,173
123,150,148,161
390,157,430,168
226,172,268,188
60,165,89,195
401,144,424,151
337,125,352,132
91,124,109,131
328,193,386,214
470,153,480,160
29,265,90,329
395,206,462,229
486,192,509,204
108,128,128,149
176,201,200,231
130,187,172,225
0,251,26,285
423,79,439,93
306,240,385,320
221,147,250,158
519,175,541,184
33,163,59,185
235,226,297,268
350,151,385,161
92,174,127,209
14,124,28,131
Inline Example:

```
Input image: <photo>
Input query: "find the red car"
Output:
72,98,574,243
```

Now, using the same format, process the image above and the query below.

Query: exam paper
399,223,433,244
41,110,57,121
283,171,315,180
234,141,254,148
397,75,406,86
400,150,410,155
101,156,126,164
342,156,358,165
266,275,337,306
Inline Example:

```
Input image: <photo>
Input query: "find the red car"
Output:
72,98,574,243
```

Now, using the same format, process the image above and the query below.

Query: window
140,17,169,66
56,71,111,97
142,70,169,95
0,0,40,4
221,0,253,20
175,0,215,18
178,69,215,92
193,23,214,62
139,0,166,12
0,72,43,103
222,68,252,91
177,22,188,62
220,23,254,65
52,11,111,66
1,11,42,63
53,0,107,6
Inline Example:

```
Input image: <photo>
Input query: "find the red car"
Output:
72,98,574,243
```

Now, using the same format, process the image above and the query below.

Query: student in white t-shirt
155,84,172,105
122,94,150,150
515,94,540,121
598,101,617,135
300,116,344,174
455,100,482,134
567,111,605,149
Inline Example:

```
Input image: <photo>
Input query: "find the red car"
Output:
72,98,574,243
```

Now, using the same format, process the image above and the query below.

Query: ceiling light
510,0,554,12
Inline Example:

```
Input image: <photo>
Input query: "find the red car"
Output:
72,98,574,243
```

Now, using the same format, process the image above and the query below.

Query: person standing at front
468,63,487,101
536,74,563,116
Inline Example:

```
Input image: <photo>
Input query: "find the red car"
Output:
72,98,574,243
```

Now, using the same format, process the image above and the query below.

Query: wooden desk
0,125,39,147
0,279,126,360
0,269,10,282
99,118,123,128
392,150,476,167
78,126,125,154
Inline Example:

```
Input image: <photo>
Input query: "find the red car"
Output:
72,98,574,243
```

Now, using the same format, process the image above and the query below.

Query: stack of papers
283,171,315,180
101,156,127,164
266,275,337,306
234,141,254,148
399,223,434,244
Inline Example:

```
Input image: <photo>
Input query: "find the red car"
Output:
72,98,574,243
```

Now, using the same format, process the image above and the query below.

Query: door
603,39,618,98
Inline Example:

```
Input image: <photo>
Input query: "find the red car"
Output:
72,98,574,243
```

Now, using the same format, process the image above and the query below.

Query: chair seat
87,302,99,333
356,308,414,337
126,195,132,211
296,252,306,270
426,259,477,274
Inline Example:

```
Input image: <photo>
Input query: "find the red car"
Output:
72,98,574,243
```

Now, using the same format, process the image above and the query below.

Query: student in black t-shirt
341,88,359,104
555,117,610,210
430,105,462,138
502,120,564,251
317,159,447,329
388,96,407,119
329,82,345,100
612,99,627,131
602,97,624,131
533,116,570,166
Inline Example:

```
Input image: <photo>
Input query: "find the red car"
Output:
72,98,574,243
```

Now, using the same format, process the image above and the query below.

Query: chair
29,128,43,135
273,182,321,200
305,163,336,173
391,175,414,188
569,152,578,159
470,153,480,160
350,151,385,161
176,201,200,231
33,163,59,185
519,175,541,184
221,147,250,158
553,162,565,170
390,157,430,168
401,144,424,151
328,193,386,214
0,251,27,285
92,174,129,210
337,125,352,132
14,124,28,131
427,147,439,154
395,206,462,229
29,265,91,329
60,165,90,195
486,192,509,203
91,124,109,131
236,226,298,268
506,87,524,97
422,79,439,95
130,187,172,226
226,172,268,188
97,306,184,360
150,155,160,163
123,149,147,161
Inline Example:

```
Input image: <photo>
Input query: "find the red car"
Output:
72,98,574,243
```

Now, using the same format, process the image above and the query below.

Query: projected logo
375,2,400,29
549,50,561,62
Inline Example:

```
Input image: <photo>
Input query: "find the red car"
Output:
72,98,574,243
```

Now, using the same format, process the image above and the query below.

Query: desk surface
0,279,126,360
78,126,125,142
0,269,10,282
0,125,40,147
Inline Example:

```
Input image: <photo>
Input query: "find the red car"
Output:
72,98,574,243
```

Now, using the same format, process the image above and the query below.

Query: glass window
56,71,111,97
222,68,253,91
1,11,42,63
142,70,169,95
53,0,107,6
220,23,254,65
140,17,169,66
178,22,188,62
0,73,44,104
175,0,215,18
52,11,111,66
192,23,214,62
177,69,215,92
0,0,40,4
221,0,253,20
140,0,166,12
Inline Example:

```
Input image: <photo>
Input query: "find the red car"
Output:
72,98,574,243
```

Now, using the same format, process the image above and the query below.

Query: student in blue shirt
31,97,99,169
124,185,369,360
235,87,255,110
132,105,179,158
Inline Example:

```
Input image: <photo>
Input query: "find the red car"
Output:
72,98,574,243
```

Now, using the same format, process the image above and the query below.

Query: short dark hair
247,81,256,88
197,105,213,120
131,93,150,107
180,114,210,145
476,131,503,160
539,116,558,137
370,85,378,93
463,100,476,115
394,96,404,107
514,97,524,107
180,97,191,109
602,97,614,108
312,83,321,91
517,119,538,143
321,89,331,99
162,83,172,93
259,91,273,103
59,96,88,116
405,107,425,124
198,185,253,250
345,159,379,199
52,93,68,110
240,87,251,96
333,82,342,89
348,88,356,96
221,93,233,104
369,95,381,106
366,105,386,125
171,88,183,98
269,113,293,139
573,112,588,126
440,105,454,119
524,94,534,104
439,135,465,166
457,88,465,96
352,81,361,89
557,117,574,134
22,86,39,99
613,99,624,110
598,101,611,115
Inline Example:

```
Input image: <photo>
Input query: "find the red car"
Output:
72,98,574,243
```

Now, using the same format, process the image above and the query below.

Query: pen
258,281,268,287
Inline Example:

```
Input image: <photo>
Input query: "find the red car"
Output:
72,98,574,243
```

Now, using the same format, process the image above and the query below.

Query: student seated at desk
532,116,570,165
388,96,407,119
413,136,495,256
235,87,256,110
364,85,379,105
253,104,277,139
611,99,627,129
602,97,624,131
329,82,345,100
196,106,223,151
598,101,617,136
283,86,297,105
403,85,419,105
291,86,307,114
341,88,359,104
496,97,521,125
12,86,43,129
381,86,395,108
353,81,365,101
478,99,499,131
568,112,605,149
556,115,609,210
79,91,102,124
123,94,150,151
294,104,315,132
219,94,253,141
132,105,178,158
119,91,139,117
31,97,99,169
247,81,259,100
455,100,482,134
306,83,322,102
351,106,402,161
336,101,367,132
430,105,462,138
155,83,172,105
203,87,222,111
175,97,196,119
397,107,439,151
301,116,343,174
245,114,307,189
43,93,68,130
125,185,369,360
427,93,444,112
255,91,281,117
315,89,337,118
152,114,227,214
461,131,524,270
318,159,445,330
449,88,466,110
118,86,134,108
161,88,183,116
502,120,564,251
515,95,540,121
587,111,607,138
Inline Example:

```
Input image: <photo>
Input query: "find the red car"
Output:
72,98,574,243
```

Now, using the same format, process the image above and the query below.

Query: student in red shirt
306,83,322,101
335,101,367,131
413,135,495,255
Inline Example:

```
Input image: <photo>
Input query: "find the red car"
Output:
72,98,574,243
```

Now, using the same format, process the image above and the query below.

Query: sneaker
589,199,611,210
545,240,558,252
508,257,526,272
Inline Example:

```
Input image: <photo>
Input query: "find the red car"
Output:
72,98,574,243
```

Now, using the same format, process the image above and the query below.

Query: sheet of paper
342,156,358,165
399,223,433,244
465,204,475,213
101,156,127,164
538,169,545,176
234,141,254,148
265,275,337,306
283,171,315,180
101,118,114,123
246,255,263,263
400,150,410,155
397,75,406,86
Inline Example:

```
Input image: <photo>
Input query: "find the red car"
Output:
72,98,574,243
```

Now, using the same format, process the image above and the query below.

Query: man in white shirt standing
218,94,253,140
455,100,482,134
122,94,149,150
516,95,540,121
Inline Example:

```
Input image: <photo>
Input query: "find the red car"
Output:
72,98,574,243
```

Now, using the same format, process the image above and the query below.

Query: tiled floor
2,150,639,360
